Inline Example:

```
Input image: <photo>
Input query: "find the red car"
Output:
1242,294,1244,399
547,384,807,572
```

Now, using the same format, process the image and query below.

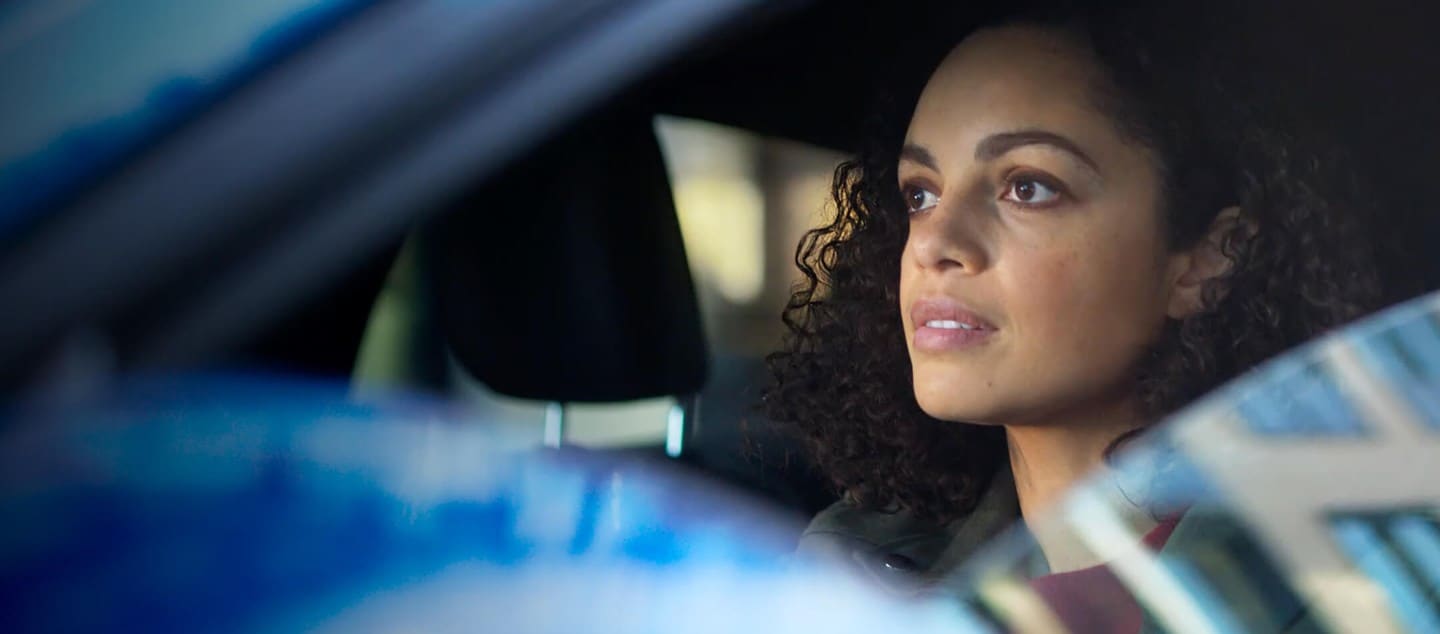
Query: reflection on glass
939,291,1440,632
0,0,369,231
1356,313,1440,432
1391,515,1440,597
1331,512,1440,633
949,467,1318,632
1235,359,1368,437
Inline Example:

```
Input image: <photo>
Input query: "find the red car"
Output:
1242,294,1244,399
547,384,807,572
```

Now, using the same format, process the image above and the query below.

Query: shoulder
795,496,952,594
798,496,952,561
795,468,1020,592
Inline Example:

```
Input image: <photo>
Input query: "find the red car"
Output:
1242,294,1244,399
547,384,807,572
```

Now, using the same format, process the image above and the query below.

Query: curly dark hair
763,1,1404,523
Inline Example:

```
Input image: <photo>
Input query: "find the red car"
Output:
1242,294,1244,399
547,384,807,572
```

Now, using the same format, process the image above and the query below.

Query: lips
911,298,997,352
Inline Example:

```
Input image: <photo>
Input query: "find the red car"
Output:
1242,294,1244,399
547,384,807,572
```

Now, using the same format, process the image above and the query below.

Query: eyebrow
899,129,1100,173
899,143,940,171
976,130,1099,171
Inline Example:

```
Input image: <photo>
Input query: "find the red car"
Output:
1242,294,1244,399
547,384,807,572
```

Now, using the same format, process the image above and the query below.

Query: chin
912,372,1006,426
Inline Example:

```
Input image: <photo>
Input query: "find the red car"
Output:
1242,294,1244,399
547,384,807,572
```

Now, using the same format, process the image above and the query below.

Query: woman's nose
905,199,989,273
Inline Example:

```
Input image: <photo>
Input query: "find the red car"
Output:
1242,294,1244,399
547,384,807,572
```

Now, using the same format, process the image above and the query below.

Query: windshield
0,0,372,235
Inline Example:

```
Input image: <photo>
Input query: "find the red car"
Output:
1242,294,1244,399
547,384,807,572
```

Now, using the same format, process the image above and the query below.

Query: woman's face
899,25,1188,427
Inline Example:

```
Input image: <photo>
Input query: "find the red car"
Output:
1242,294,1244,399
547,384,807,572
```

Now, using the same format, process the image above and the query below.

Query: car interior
4,0,1440,541
132,0,1037,524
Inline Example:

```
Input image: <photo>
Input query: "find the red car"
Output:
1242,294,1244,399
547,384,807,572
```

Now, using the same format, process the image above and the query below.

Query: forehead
907,25,1117,157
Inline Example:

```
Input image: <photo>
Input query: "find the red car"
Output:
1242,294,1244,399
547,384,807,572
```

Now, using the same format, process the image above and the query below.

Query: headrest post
543,402,566,448
665,393,702,458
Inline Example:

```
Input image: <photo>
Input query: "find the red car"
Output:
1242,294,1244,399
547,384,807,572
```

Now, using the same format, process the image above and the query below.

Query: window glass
1235,359,1368,437
1330,511,1440,632
1355,308,1440,432
0,0,369,232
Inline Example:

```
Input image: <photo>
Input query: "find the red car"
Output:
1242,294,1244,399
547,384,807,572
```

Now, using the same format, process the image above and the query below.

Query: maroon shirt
1027,517,1182,633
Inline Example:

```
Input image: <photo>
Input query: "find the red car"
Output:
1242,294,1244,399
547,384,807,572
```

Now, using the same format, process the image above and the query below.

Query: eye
902,184,939,214
1001,176,1063,206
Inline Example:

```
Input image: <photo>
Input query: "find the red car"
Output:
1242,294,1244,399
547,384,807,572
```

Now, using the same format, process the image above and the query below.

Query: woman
764,0,1405,625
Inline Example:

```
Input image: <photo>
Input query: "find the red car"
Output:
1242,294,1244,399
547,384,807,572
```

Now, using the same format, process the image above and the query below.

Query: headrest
428,108,708,402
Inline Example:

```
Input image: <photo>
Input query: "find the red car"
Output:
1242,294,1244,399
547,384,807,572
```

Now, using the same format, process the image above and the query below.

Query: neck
1004,398,1151,572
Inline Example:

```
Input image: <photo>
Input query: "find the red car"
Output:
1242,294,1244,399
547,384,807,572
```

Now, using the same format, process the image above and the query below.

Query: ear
1166,206,1249,319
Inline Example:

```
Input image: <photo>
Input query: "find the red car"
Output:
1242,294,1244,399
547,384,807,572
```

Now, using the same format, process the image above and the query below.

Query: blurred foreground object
6,294,1440,633
948,292,1440,633
0,376,978,633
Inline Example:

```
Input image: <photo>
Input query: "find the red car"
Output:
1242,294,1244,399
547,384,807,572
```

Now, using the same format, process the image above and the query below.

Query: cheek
1007,238,1167,361
898,250,919,331
1009,248,1085,333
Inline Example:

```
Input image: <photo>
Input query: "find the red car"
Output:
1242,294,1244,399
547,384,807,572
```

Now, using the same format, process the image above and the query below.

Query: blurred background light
655,115,767,305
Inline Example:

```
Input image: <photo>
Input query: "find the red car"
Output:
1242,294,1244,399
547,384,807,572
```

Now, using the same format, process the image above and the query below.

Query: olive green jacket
796,469,1022,595
796,469,1324,632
